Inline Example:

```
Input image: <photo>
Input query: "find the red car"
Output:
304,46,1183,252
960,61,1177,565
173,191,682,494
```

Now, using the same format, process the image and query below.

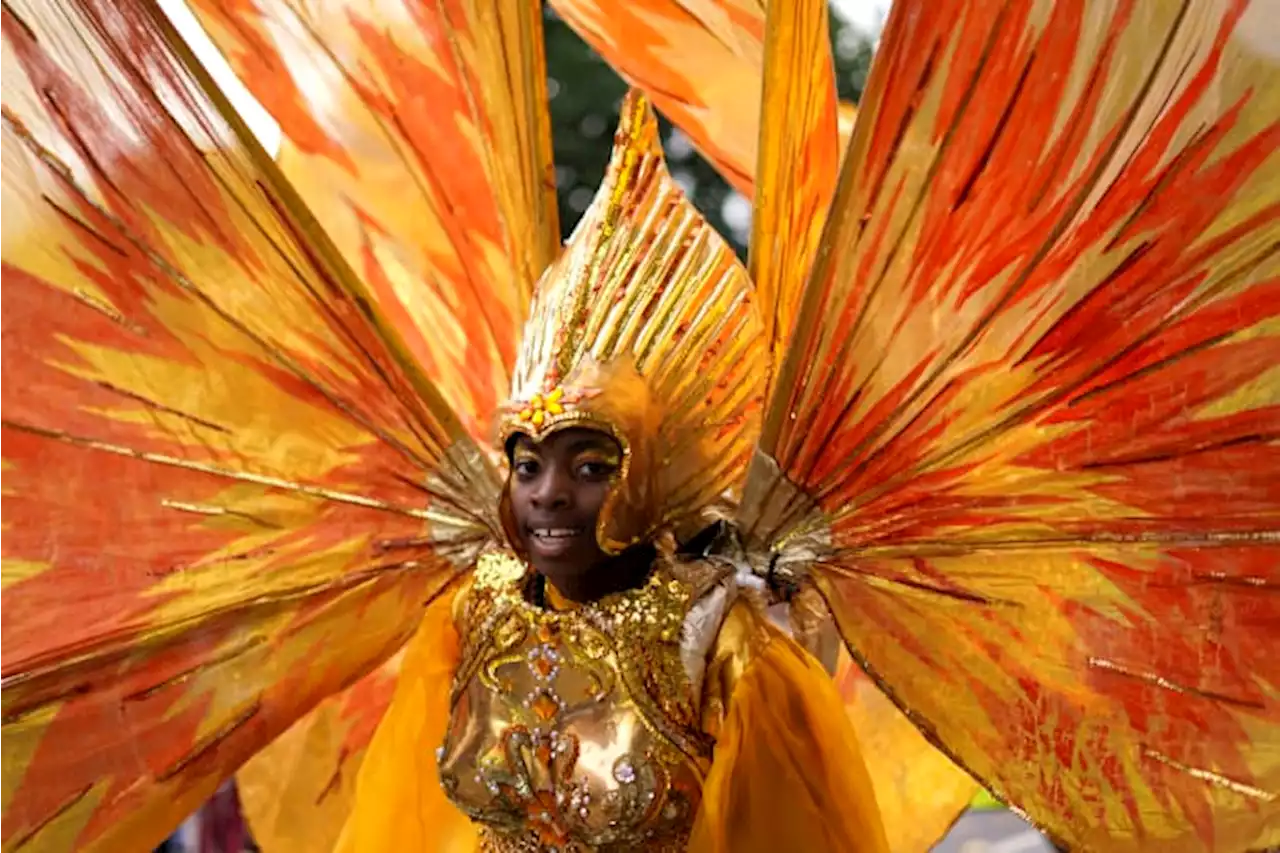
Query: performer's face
508,427,621,587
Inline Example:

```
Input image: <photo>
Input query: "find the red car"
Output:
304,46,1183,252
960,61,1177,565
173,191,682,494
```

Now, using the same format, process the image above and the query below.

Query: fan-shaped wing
550,0,855,196
187,0,559,441
0,1,497,849
235,659,401,853
833,652,977,853
741,1,1280,850
748,0,838,394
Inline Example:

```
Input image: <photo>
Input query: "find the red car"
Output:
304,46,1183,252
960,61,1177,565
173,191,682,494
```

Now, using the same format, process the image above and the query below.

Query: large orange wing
187,0,559,442
550,0,855,196
0,0,498,849
740,1,1280,850
832,652,977,853
167,2,560,841
748,0,838,395
235,656,403,853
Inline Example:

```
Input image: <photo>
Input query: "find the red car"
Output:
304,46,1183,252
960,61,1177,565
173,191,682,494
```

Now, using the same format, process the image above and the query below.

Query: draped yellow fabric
689,608,890,853
335,590,479,853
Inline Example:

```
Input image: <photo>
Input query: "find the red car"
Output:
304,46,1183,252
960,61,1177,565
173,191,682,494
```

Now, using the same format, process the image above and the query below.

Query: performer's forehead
509,427,619,454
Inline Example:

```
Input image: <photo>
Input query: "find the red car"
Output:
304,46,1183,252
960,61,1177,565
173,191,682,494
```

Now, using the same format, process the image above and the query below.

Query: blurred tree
544,6,876,256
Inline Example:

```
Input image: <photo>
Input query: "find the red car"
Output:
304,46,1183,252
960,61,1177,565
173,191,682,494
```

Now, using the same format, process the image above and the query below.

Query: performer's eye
512,456,540,479
574,454,618,480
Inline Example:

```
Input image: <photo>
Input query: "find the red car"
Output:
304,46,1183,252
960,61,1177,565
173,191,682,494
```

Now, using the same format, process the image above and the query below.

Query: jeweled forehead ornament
517,386,565,431
503,382,601,441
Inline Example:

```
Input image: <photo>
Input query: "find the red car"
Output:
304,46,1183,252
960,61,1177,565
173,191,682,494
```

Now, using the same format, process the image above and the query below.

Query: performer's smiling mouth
526,525,587,556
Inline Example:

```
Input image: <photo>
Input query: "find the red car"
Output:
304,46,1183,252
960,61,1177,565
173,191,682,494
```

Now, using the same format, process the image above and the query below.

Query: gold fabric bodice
438,552,734,852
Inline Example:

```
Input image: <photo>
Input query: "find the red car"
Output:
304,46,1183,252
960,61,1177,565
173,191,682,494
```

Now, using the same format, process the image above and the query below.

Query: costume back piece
1,1,1277,851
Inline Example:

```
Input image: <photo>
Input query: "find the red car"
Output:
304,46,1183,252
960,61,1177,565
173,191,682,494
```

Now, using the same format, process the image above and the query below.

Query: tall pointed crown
498,91,765,554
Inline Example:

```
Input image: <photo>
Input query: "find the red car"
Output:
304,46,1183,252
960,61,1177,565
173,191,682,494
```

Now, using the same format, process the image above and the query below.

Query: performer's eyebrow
567,438,620,456
511,438,542,457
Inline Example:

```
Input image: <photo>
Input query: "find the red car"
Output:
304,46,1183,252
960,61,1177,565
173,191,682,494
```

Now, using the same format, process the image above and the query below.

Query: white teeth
533,528,582,539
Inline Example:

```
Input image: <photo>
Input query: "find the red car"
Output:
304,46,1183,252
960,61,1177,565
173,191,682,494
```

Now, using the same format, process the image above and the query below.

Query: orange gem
537,623,555,642
531,693,560,721
533,656,555,678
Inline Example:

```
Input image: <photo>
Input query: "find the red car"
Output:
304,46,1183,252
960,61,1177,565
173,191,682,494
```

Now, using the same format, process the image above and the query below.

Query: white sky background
831,0,893,39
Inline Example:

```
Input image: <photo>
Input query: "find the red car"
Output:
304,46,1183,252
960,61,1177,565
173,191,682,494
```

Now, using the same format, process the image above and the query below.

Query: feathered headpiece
497,92,765,555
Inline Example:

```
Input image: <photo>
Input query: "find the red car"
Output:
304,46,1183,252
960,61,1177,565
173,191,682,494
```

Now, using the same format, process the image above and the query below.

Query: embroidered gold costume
441,555,729,852
3,1,1277,852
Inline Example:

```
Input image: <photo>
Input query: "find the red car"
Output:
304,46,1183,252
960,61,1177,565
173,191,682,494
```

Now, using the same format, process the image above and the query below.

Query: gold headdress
497,91,765,554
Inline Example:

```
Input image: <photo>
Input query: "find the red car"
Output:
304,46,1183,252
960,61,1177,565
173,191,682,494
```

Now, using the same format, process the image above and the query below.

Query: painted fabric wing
748,0,839,397
180,1,565,835
833,653,978,853
188,0,560,442
0,1,498,849
235,657,402,853
550,0,857,196
740,1,1280,850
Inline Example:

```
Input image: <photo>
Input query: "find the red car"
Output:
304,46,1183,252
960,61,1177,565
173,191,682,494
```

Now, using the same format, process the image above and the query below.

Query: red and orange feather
1,0,495,848
550,0,858,197
743,1,1280,850
187,0,561,443
749,0,840,395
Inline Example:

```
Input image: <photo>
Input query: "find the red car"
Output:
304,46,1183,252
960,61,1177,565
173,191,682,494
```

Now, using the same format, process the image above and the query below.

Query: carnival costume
1,1,1277,852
